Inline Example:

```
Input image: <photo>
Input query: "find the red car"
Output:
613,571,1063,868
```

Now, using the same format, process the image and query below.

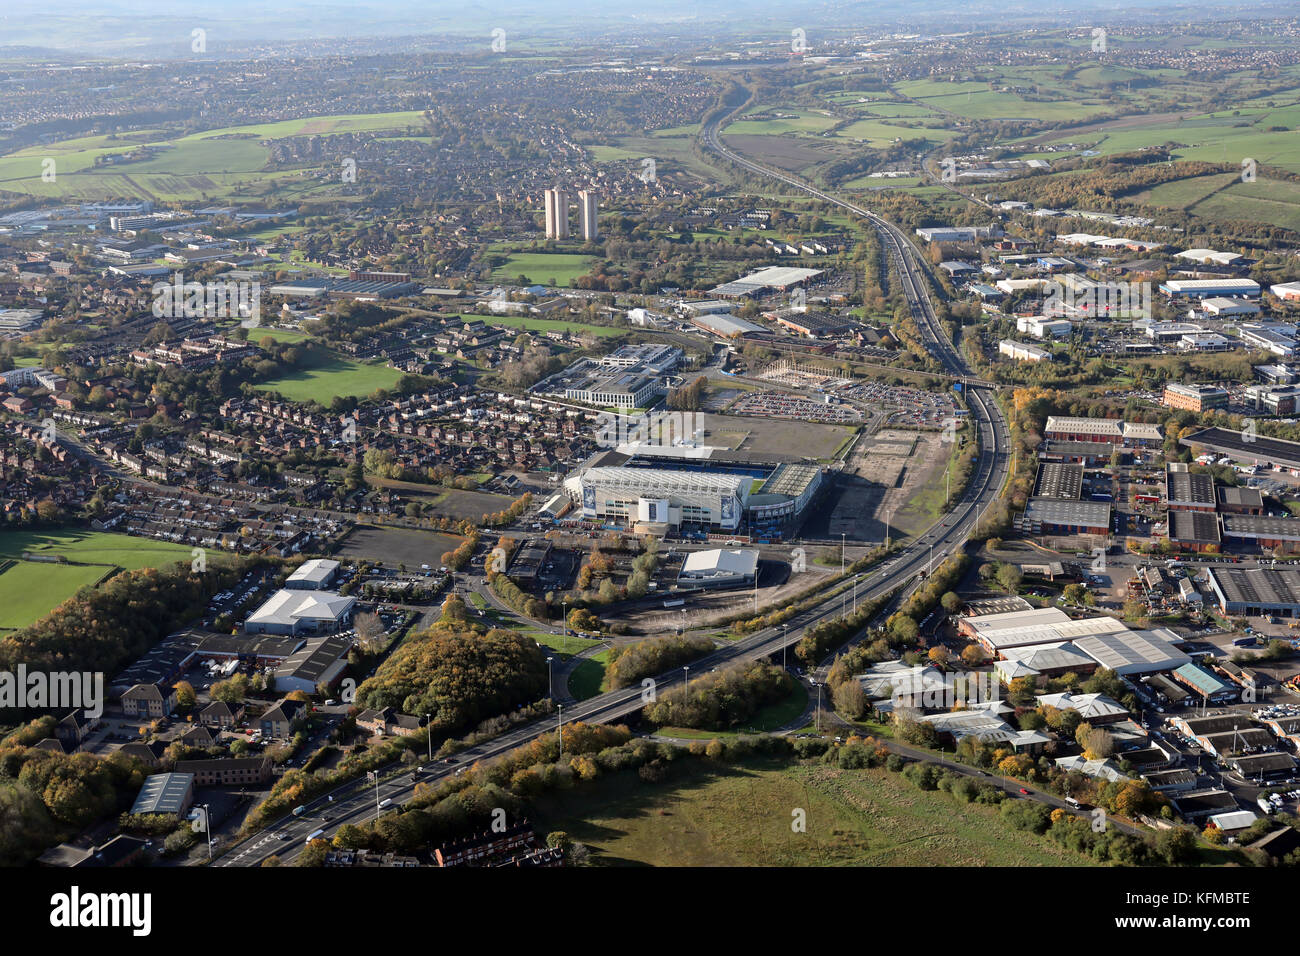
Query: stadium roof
580,466,749,496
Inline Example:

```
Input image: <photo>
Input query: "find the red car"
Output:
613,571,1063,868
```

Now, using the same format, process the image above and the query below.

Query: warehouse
244,589,356,637
130,772,194,818
1158,278,1261,299
690,312,764,338
710,266,823,298
1207,566,1300,616
1180,426,1300,471
1033,462,1083,500
272,632,353,694
1070,627,1191,676
1167,510,1221,552
1021,497,1110,536
1218,486,1264,515
1165,465,1216,512
1044,416,1123,444
677,548,759,589
960,607,1132,656
773,310,856,338
285,558,340,591
1221,514,1300,551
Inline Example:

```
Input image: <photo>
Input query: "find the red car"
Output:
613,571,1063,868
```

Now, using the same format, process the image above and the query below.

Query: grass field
0,561,110,631
0,111,429,202
0,529,197,570
531,757,1091,866
489,252,594,287
254,345,404,403
0,530,202,631
569,651,609,701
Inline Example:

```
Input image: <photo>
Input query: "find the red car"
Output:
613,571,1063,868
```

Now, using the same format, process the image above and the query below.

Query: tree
960,645,988,667
941,591,963,614
173,681,197,712
927,646,951,667
996,563,1022,593
833,679,867,720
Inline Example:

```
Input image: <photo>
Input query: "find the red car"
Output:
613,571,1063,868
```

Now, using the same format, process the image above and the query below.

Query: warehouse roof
1023,497,1111,527
1209,566,1300,609
131,772,193,816
1072,627,1191,674
246,590,356,629
680,548,759,577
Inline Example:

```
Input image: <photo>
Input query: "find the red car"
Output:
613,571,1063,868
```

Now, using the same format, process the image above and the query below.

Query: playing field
489,252,594,287
255,346,404,403
0,529,197,570
531,757,1090,867
0,561,109,631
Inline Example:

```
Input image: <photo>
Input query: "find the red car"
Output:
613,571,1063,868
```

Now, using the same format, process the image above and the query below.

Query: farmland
0,111,429,202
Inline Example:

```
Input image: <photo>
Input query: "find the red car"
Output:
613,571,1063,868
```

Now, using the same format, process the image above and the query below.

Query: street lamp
425,713,432,764
546,656,554,700
812,680,822,732
841,533,846,574
782,623,788,670
683,665,690,692
557,704,563,759
366,769,380,822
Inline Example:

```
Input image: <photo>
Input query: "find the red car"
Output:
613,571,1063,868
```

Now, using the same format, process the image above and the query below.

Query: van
378,798,393,809
292,805,306,816
1064,796,1080,809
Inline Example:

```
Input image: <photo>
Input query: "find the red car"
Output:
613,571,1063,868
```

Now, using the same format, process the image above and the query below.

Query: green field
569,650,609,701
0,561,110,631
532,757,1090,867
0,530,202,631
255,346,404,403
489,252,594,287
0,111,429,202
0,529,197,570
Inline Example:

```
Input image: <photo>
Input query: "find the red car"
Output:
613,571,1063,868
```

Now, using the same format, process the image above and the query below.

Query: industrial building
999,339,1051,362
710,266,823,298
1158,278,1261,299
285,558,340,590
677,548,759,589
1043,416,1123,444
1206,566,1300,617
131,772,195,818
244,589,356,637
1165,465,1216,512
273,632,353,694
1033,462,1084,500
1020,497,1111,536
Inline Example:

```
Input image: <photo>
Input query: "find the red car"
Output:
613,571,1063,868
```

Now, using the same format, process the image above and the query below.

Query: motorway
213,121,1014,867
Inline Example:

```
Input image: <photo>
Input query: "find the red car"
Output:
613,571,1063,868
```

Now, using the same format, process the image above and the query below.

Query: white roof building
678,548,759,588
1035,691,1130,722
1071,627,1190,675
245,589,356,637
286,558,340,590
